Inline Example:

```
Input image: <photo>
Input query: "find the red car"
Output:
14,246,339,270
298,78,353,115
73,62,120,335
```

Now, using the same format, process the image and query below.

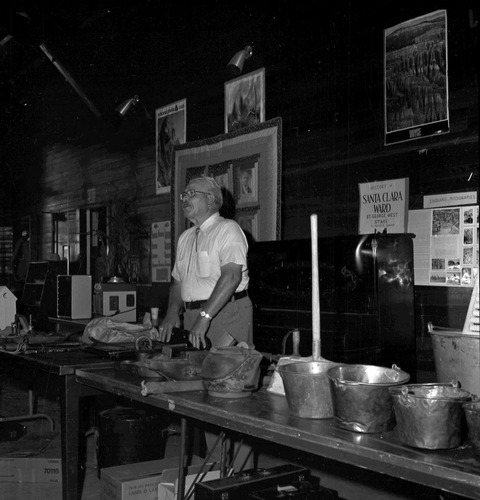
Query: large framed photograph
171,117,282,259
225,68,265,134
155,99,186,195
234,156,258,207
384,10,449,145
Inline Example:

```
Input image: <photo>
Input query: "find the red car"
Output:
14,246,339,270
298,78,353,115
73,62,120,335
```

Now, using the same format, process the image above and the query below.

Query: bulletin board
171,117,282,259
408,205,478,287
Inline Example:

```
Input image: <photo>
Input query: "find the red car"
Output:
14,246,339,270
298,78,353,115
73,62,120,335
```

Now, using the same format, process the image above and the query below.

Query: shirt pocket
197,251,210,278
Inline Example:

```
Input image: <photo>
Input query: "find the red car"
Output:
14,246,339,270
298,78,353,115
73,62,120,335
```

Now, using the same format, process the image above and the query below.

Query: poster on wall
225,68,265,134
155,99,186,195
150,220,171,282
408,205,478,287
384,10,449,145
358,178,409,234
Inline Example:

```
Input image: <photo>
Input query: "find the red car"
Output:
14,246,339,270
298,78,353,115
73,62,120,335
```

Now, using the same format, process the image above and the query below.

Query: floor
0,373,467,500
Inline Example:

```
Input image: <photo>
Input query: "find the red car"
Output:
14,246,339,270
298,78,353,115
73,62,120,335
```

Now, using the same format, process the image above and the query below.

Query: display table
76,365,480,500
48,316,91,335
0,348,114,500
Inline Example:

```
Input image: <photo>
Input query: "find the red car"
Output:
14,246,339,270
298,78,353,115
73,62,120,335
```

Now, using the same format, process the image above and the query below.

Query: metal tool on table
116,327,209,381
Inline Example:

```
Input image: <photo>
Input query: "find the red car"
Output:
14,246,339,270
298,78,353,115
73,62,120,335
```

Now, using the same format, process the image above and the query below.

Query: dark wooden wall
1,4,478,343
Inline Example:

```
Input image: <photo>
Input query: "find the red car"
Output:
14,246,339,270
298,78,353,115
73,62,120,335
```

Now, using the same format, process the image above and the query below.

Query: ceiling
0,1,330,132
0,1,477,160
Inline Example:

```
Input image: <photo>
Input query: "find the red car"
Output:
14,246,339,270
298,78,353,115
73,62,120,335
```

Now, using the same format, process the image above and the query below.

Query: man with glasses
158,176,254,471
158,176,252,349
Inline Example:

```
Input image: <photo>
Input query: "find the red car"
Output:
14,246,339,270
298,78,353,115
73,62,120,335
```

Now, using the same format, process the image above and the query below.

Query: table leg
177,417,188,500
59,374,101,500
59,375,81,500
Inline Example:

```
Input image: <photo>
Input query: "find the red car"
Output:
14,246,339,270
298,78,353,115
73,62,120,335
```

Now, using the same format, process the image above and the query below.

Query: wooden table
76,365,480,500
0,348,114,500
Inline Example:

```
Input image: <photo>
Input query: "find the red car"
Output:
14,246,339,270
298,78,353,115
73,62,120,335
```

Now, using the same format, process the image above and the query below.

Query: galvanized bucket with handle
278,360,340,419
327,364,410,433
390,383,472,450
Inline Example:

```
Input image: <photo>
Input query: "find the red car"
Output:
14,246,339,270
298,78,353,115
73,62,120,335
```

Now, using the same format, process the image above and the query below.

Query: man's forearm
201,265,242,317
165,280,184,317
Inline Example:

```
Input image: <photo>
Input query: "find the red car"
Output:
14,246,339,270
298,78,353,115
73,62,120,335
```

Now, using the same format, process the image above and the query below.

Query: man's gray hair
197,176,223,210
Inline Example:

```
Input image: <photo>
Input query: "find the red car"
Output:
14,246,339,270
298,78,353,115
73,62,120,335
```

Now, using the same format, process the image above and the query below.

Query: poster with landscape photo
225,68,265,133
384,10,449,145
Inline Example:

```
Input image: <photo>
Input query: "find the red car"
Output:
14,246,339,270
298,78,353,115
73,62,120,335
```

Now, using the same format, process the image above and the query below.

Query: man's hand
158,314,180,342
159,279,183,342
188,316,210,349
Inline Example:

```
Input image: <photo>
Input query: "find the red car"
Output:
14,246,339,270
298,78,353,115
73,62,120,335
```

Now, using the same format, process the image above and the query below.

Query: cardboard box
0,431,61,484
157,463,222,500
101,456,203,500
0,456,61,483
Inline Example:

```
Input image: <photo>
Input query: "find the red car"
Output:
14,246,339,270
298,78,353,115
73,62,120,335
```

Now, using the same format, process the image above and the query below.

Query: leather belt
184,290,248,310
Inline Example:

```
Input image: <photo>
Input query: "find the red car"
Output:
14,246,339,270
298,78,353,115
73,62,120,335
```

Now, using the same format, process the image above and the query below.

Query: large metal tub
327,364,410,433
390,384,472,449
430,329,480,397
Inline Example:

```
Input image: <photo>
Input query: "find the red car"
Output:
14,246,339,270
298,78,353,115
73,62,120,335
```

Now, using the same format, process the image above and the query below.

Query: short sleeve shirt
172,213,249,302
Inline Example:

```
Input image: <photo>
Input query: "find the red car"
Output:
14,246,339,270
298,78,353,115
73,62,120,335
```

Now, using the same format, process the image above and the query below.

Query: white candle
310,214,321,360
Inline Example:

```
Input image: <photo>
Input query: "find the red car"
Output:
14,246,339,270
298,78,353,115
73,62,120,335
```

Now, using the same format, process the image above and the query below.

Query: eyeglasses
179,189,210,201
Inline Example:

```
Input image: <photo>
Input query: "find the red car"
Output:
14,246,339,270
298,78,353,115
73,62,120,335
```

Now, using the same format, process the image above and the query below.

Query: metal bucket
390,384,472,450
463,400,480,455
430,330,480,397
327,364,410,433
277,360,339,419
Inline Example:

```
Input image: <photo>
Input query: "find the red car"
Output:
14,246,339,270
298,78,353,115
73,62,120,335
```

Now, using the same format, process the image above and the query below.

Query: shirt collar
198,212,220,234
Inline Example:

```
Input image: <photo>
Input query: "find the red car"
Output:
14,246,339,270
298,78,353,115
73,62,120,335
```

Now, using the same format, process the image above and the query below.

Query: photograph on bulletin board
155,99,186,195
225,67,265,134
384,10,449,145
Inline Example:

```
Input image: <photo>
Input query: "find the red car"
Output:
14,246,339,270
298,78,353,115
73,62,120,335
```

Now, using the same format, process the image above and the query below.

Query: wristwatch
200,310,212,320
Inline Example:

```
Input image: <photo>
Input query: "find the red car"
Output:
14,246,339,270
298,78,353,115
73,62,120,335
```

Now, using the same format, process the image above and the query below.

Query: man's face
181,180,211,221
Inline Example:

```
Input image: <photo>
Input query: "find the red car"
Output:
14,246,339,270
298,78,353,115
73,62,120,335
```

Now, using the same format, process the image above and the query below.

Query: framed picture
225,68,265,134
234,157,258,207
384,10,449,145
155,99,187,195
172,117,282,259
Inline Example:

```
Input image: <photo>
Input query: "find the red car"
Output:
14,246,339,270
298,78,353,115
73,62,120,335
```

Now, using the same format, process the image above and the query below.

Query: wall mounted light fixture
116,95,139,117
227,45,253,77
